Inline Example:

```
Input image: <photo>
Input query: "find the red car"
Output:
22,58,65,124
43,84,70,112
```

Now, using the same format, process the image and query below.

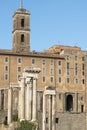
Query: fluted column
43,94,46,130
52,95,56,130
32,77,37,121
26,78,31,120
29,80,32,120
49,95,52,130
8,88,12,124
20,77,25,120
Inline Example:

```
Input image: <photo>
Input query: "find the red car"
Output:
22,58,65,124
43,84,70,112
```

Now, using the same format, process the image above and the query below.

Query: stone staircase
0,110,7,124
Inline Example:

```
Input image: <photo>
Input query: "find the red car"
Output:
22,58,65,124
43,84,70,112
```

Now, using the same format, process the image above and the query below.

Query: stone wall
55,112,85,130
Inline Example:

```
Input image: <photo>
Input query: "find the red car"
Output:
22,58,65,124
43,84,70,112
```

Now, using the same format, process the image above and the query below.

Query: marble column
63,93,66,112
8,88,12,124
49,95,52,130
43,94,46,130
26,78,31,120
52,95,56,130
32,77,37,121
20,77,25,120
18,87,21,119
76,93,78,112
0,90,1,110
29,80,32,120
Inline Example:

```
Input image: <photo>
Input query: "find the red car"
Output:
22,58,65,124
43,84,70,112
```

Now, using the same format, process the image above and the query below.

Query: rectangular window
66,78,70,83
74,78,78,84
50,69,54,75
82,71,85,76
42,59,46,65
58,77,61,83
50,77,54,83
5,66,9,72
82,79,85,84
42,76,46,82
18,57,22,64
75,63,78,75
50,60,54,65
18,67,21,72
4,74,8,80
82,64,85,70
55,118,59,123
42,68,46,74
5,57,9,62
81,105,84,112
75,56,77,61
32,59,35,64
82,57,85,61
67,62,69,69
66,62,70,75
58,69,61,75
58,61,61,66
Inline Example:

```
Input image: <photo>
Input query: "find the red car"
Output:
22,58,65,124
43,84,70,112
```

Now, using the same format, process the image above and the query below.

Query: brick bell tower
12,1,30,53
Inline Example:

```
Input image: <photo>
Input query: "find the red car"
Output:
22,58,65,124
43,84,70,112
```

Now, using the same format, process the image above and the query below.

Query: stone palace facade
0,2,87,130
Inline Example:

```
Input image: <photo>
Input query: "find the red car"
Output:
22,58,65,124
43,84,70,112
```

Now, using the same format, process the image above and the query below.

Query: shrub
15,120,36,130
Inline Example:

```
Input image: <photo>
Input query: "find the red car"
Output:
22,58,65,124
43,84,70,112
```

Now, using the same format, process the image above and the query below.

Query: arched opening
21,34,24,43
66,95,73,112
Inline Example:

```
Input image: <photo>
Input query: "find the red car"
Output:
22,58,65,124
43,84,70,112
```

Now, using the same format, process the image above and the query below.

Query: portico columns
32,77,37,121
49,95,52,130
29,80,32,120
43,93,46,130
8,88,12,124
75,93,78,112
52,95,56,130
26,78,31,120
20,78,25,120
18,87,21,119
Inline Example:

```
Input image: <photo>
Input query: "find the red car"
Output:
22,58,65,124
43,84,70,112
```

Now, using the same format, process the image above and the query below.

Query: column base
31,119,37,122
20,119,25,122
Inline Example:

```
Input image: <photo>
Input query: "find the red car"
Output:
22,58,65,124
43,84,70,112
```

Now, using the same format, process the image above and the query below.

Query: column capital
33,76,38,80
49,95,52,99
25,77,31,84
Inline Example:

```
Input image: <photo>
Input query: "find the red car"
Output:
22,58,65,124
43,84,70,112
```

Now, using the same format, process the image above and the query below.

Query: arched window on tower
66,95,73,112
21,34,24,44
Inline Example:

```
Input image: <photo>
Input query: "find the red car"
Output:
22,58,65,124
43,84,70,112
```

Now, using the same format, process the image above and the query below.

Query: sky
0,0,87,52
